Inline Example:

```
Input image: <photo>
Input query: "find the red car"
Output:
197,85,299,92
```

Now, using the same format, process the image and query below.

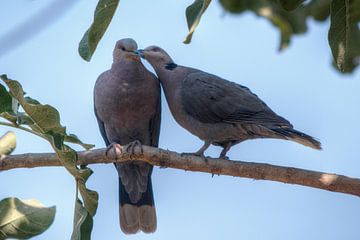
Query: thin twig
0,121,46,140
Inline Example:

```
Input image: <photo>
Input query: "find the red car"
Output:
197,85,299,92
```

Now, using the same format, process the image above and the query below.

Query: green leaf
1,75,66,135
0,83,17,123
76,166,99,217
184,0,212,44
306,0,331,21
0,84,12,114
0,131,16,157
278,0,305,11
1,75,94,150
79,0,120,61
218,0,249,13
71,200,93,240
219,0,307,50
50,142,98,216
329,0,360,72
0,76,98,238
65,134,94,151
78,181,99,217
0,197,55,240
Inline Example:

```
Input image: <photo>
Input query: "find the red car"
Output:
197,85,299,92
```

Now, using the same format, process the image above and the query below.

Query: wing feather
181,71,292,127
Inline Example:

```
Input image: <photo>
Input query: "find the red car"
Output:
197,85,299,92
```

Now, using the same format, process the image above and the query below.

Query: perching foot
106,142,122,160
125,140,143,155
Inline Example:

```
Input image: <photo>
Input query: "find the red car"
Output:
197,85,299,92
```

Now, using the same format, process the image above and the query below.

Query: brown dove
94,39,161,234
137,46,320,158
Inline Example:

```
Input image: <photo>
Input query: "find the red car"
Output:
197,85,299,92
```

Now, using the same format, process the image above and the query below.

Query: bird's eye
152,47,159,52
121,47,126,51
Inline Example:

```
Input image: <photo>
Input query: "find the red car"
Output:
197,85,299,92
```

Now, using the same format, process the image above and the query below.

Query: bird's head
113,38,139,62
136,46,174,69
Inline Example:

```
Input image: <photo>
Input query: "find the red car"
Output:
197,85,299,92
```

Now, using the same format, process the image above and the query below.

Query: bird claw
219,155,229,160
125,140,143,155
106,142,122,160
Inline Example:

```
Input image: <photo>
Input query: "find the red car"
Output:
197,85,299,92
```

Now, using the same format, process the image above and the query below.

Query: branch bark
1,145,359,197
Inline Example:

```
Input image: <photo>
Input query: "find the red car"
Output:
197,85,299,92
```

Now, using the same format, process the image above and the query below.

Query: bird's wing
94,104,110,146
181,71,292,127
149,78,161,148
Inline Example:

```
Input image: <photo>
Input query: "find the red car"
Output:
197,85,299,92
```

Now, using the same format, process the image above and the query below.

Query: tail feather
139,205,157,233
119,174,157,234
273,128,322,150
120,204,140,234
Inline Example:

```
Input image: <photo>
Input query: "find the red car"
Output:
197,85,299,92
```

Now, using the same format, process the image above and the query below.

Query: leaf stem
0,121,47,140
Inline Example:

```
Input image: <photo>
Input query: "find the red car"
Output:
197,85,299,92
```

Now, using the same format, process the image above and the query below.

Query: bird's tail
119,174,157,234
273,128,322,150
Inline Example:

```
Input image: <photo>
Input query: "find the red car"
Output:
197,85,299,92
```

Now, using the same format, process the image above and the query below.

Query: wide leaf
0,198,55,240
79,0,120,61
184,0,212,44
328,0,360,72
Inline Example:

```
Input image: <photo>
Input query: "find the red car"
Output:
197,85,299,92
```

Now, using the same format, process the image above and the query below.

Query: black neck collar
165,62,178,70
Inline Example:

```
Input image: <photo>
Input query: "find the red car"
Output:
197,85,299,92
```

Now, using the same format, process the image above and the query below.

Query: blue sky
1,0,359,239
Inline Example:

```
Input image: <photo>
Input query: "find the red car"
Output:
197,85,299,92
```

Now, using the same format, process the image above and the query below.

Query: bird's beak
134,49,145,59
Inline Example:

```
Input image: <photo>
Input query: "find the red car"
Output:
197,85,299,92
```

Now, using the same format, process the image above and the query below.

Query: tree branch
1,145,359,197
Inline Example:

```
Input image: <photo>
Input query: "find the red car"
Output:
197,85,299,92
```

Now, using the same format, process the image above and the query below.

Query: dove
94,39,161,234
138,45,320,158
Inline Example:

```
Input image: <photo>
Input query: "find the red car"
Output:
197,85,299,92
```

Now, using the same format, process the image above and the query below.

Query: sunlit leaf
0,131,16,157
184,0,212,44
0,198,55,240
71,199,93,240
79,0,120,61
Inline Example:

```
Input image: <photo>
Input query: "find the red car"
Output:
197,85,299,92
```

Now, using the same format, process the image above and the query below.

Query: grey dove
94,39,161,234
138,46,320,158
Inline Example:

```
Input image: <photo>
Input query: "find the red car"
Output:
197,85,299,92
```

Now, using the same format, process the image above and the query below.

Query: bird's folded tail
119,175,157,234
273,128,322,150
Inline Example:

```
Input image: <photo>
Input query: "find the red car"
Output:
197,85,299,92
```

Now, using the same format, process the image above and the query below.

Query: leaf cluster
0,75,96,240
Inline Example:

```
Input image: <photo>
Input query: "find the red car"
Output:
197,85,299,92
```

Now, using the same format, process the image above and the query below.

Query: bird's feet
219,155,229,160
105,142,123,160
125,140,143,155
